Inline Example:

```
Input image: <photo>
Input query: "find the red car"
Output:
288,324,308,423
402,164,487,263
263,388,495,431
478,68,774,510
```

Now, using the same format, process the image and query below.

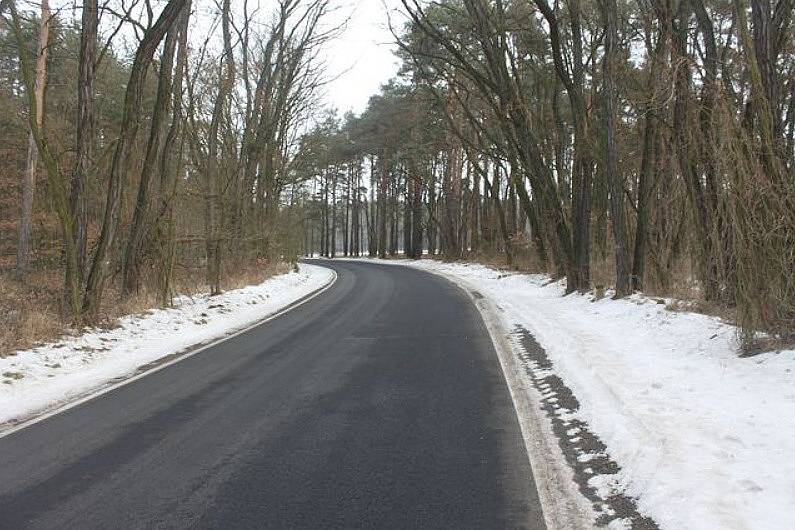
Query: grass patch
0,260,290,358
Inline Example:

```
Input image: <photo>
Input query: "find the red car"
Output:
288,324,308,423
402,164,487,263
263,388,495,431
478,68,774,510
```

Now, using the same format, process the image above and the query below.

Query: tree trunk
603,0,632,297
378,155,388,258
155,1,190,306
411,168,423,258
203,0,235,294
331,168,337,257
7,0,81,316
123,23,179,296
632,3,671,291
344,165,350,256
70,0,98,286
15,0,50,279
83,0,187,315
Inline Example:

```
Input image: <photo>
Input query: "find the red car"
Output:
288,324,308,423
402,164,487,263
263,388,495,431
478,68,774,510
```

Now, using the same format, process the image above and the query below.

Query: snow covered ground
374,258,795,530
0,264,334,429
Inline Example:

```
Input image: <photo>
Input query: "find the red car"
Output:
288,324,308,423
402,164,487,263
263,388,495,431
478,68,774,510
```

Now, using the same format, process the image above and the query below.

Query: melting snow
391,259,795,530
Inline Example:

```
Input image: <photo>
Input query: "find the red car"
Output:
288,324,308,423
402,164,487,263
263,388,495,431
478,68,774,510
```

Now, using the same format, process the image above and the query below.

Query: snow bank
0,264,333,427
396,259,794,530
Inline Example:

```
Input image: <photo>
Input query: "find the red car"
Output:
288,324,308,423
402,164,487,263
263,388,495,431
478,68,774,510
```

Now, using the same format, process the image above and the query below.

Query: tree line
1,0,333,320
296,0,795,346
3,0,794,345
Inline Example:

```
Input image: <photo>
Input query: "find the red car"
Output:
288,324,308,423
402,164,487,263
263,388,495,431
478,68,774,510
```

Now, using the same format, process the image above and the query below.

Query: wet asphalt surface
0,260,546,529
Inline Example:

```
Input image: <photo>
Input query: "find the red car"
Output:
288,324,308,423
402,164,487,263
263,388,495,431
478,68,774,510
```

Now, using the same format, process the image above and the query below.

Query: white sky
44,0,402,116
320,0,405,114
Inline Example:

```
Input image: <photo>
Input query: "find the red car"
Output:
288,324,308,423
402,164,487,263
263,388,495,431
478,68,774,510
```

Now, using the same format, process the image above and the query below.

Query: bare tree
602,0,631,297
83,0,188,315
15,0,50,279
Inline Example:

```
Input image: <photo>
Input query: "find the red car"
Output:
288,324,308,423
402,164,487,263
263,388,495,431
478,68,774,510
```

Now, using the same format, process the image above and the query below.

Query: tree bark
122,22,179,296
632,1,672,291
202,0,236,294
16,0,50,279
7,0,81,316
154,1,190,306
603,0,632,297
70,0,98,286
83,0,187,315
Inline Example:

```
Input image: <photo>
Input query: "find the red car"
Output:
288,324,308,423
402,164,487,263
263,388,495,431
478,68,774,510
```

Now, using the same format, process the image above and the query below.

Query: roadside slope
366,258,795,530
0,264,334,430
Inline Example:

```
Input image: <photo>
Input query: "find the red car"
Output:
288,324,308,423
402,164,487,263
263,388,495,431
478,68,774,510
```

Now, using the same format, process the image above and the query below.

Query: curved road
0,260,546,529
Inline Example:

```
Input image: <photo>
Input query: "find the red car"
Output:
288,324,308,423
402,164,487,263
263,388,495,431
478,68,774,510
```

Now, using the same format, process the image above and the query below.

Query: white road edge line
0,267,338,440
456,281,595,530
336,258,595,530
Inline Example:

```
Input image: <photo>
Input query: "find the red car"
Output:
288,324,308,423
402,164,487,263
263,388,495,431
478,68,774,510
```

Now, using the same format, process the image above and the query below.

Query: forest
299,0,795,348
0,0,333,350
1,0,794,351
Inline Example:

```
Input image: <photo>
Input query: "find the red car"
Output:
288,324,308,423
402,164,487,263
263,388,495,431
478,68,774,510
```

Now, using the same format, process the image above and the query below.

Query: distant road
0,259,546,529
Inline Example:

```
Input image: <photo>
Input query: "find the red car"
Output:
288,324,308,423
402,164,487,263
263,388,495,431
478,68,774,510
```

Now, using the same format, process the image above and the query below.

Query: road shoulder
424,268,598,530
0,264,336,438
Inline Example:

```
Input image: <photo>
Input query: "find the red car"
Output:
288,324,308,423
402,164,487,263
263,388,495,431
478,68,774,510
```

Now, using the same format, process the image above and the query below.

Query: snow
0,264,334,428
5,255,794,528
368,258,795,530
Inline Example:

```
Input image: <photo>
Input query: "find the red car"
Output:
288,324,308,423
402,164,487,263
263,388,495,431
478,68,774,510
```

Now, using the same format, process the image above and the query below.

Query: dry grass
467,234,549,275
221,260,291,290
589,253,617,292
463,246,741,324
0,269,65,357
0,259,290,358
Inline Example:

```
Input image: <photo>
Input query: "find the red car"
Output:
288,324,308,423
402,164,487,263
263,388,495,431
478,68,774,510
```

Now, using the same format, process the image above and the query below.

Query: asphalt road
0,260,546,529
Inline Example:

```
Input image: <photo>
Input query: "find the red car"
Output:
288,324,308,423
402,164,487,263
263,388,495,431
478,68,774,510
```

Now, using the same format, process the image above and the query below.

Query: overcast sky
47,0,402,116
320,0,405,115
